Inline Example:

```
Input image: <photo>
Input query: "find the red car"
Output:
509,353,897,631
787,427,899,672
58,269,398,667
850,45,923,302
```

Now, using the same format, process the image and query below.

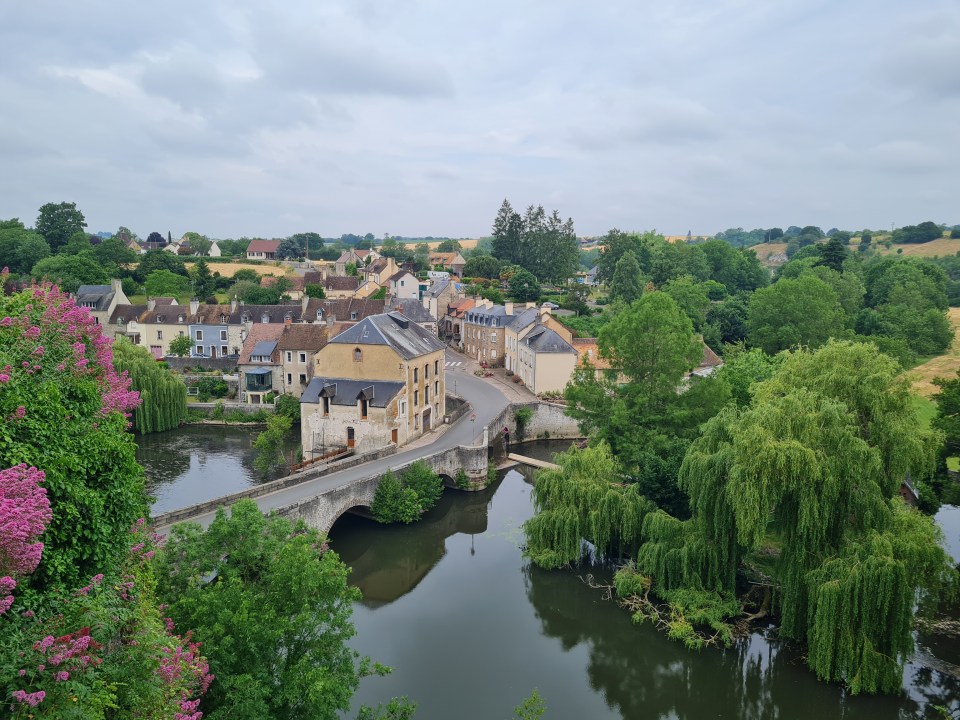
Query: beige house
334,248,380,275
422,279,461,325
321,275,361,299
463,300,518,366
359,257,399,286
238,324,285,404
301,312,446,458
505,306,578,394
277,323,345,397
428,252,466,276
76,280,130,327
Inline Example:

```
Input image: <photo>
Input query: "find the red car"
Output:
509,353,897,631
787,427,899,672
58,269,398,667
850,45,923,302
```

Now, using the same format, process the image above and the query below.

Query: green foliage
402,460,444,511
491,200,579,283
817,236,849,272
31,254,109,292
509,268,541,302
595,229,660,283
524,443,656,568
609,250,644,303
133,249,188,283
512,689,546,720
191,257,215,299
252,414,293,474
515,406,534,440
454,468,470,490
346,262,358,276
661,275,711,330
892,220,943,244
305,283,326,298
369,287,387,300
463,254,503,279
747,274,846,353
192,377,229,402
169,334,194,357
113,340,188,433
0,219,50,275
371,471,421,524
715,344,784,406
156,500,406,719
273,393,301,422
640,341,954,693
35,201,87,251
145,269,193,298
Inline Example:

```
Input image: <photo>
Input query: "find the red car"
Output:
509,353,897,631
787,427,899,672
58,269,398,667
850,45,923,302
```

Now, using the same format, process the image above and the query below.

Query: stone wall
484,401,582,444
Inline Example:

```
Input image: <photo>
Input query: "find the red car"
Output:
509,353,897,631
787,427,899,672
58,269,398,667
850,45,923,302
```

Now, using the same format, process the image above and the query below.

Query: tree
892,221,943,244
156,500,412,719
596,229,659,283
91,236,138,270
704,293,750,346
253,414,293,473
185,232,213,256
31,254,109,293
133,249,188,283
661,276,711,331
146,231,165,246
436,239,462,252
305,283,326,299
0,283,144,589
371,471,421,524
276,237,303,260
112,340,187,433
169,334,194,357
491,199,523,266
766,227,784,242
191,258,215,299
747,275,846,354
0,219,49,275
817,236,848,272
609,250,644,303
509,268,541,302
636,341,952,693
145,269,193,298
35,202,86,252
699,240,769,294
463,254,502,279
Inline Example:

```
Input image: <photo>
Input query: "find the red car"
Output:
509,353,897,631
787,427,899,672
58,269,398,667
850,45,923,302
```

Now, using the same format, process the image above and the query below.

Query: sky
1,1,958,240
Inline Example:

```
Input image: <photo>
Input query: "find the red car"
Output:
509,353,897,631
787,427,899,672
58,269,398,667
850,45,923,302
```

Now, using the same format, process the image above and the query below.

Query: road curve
156,352,509,532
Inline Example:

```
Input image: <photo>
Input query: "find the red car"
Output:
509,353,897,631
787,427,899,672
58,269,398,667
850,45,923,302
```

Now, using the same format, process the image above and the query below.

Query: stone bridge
267,444,489,534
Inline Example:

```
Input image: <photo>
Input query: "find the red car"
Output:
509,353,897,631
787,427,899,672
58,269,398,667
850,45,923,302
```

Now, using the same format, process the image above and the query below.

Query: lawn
908,307,960,397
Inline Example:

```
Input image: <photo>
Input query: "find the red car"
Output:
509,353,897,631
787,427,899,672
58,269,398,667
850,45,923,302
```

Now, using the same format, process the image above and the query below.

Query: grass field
183,261,297,277
909,307,960,397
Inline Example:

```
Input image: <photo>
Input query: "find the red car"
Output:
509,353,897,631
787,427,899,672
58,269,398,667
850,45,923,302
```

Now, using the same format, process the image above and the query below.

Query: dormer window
351,312,357,320
316,309,323,320
177,315,184,323
220,314,227,324
241,314,248,323
261,314,269,323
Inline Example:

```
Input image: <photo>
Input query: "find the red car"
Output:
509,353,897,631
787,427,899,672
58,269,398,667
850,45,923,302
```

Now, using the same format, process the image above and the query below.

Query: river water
139,430,960,718
136,425,296,514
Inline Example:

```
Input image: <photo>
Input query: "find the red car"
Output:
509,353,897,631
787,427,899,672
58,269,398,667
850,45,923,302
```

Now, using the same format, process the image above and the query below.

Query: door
391,428,398,444
347,427,355,448
210,345,217,358
423,408,431,431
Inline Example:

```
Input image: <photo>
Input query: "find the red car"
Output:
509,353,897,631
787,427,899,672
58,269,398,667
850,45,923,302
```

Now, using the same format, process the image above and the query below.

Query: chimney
147,298,156,312
526,301,536,309
540,305,552,318
111,278,122,293
231,295,238,313
327,314,336,328
505,302,514,315
189,297,199,315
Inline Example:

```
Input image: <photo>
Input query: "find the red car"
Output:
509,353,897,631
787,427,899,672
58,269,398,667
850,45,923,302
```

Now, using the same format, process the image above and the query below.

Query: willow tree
637,340,954,693
524,442,655,569
112,340,187,434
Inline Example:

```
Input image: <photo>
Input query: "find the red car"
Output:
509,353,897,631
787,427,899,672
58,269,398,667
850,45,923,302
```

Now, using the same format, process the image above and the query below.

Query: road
155,350,509,532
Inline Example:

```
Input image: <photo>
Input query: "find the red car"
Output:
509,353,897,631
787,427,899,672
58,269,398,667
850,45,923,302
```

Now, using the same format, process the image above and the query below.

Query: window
220,314,227,324
399,400,406,416
232,346,239,354
285,351,292,362
195,330,203,341
156,331,163,340
220,330,227,341
414,414,419,429
261,314,269,323
322,397,330,416
179,330,185,337
299,373,306,385
350,312,357,320
221,345,228,356
413,367,418,383
195,345,203,356
491,332,497,342
178,315,184,323
435,360,439,375
414,390,419,406
492,350,497,359
353,348,362,362
287,373,293,385
425,387,429,404
435,380,439,397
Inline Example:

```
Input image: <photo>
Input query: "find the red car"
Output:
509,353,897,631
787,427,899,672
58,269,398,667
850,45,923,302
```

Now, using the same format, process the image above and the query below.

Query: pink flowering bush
0,280,146,589
0,464,52,615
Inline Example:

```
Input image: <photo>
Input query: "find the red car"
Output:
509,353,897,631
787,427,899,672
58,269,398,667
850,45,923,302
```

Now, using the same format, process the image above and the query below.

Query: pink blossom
0,373,9,383
33,345,44,356
0,316,11,326
55,670,70,681
11,689,45,707
0,466,51,583
24,325,40,338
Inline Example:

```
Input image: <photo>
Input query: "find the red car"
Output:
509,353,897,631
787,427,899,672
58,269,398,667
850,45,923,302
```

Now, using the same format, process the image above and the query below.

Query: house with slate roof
301,312,446,457
505,306,578,394
75,280,129,327
387,298,438,336
238,324,285,403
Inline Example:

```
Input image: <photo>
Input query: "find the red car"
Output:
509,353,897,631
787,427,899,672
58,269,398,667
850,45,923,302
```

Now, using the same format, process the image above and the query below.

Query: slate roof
301,377,404,407
387,299,436,324
76,285,115,311
251,340,278,357
507,307,539,331
465,303,511,326
522,326,576,354
424,279,450,298
329,312,445,359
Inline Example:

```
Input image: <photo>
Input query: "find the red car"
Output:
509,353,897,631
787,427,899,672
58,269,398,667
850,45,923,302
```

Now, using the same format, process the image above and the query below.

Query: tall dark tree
816,236,848,272
192,258,215,299
491,199,523,266
35,201,87,251
276,237,302,260
146,231,165,246
609,250,644,303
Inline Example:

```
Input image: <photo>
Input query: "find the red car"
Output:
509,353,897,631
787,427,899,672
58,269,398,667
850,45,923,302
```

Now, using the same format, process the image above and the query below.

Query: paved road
156,350,509,532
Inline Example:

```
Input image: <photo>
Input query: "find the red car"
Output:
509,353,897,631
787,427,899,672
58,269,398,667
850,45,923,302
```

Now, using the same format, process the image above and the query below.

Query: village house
334,248,379,275
277,323,345,397
246,239,280,261
443,297,475,347
188,299,245,358
359,257,399,286
300,312,446,458
463,300,515,366
75,280,129,327
238,324,285,403
422,278,461,326
387,299,438,336
428,252,466,277
385,270,419,300
321,275,360,299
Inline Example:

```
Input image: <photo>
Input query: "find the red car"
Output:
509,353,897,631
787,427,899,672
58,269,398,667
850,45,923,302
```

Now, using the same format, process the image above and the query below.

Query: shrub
371,471,421,524
403,461,443,511
274,393,301,422
515,406,534,439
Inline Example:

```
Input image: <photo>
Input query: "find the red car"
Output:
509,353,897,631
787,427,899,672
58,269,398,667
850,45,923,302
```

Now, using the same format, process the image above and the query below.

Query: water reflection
334,461,960,720
334,483,495,606
136,425,296,514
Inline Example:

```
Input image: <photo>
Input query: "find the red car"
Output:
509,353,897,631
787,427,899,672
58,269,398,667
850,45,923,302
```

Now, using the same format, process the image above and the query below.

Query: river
141,431,960,718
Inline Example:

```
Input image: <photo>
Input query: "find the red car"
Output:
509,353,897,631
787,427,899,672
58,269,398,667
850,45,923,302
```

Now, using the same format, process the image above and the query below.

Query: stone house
334,248,379,275
428,252,466,277
387,298,438,336
238,324,285,403
276,323,345,397
443,297,475,347
504,306,578,394
321,275,360,299
422,278,461,326
359,257,399,287
75,280,129,327
301,312,446,457
463,300,515,366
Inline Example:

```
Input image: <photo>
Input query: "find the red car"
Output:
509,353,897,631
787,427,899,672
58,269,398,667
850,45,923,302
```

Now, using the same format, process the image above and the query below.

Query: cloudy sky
1,1,957,239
